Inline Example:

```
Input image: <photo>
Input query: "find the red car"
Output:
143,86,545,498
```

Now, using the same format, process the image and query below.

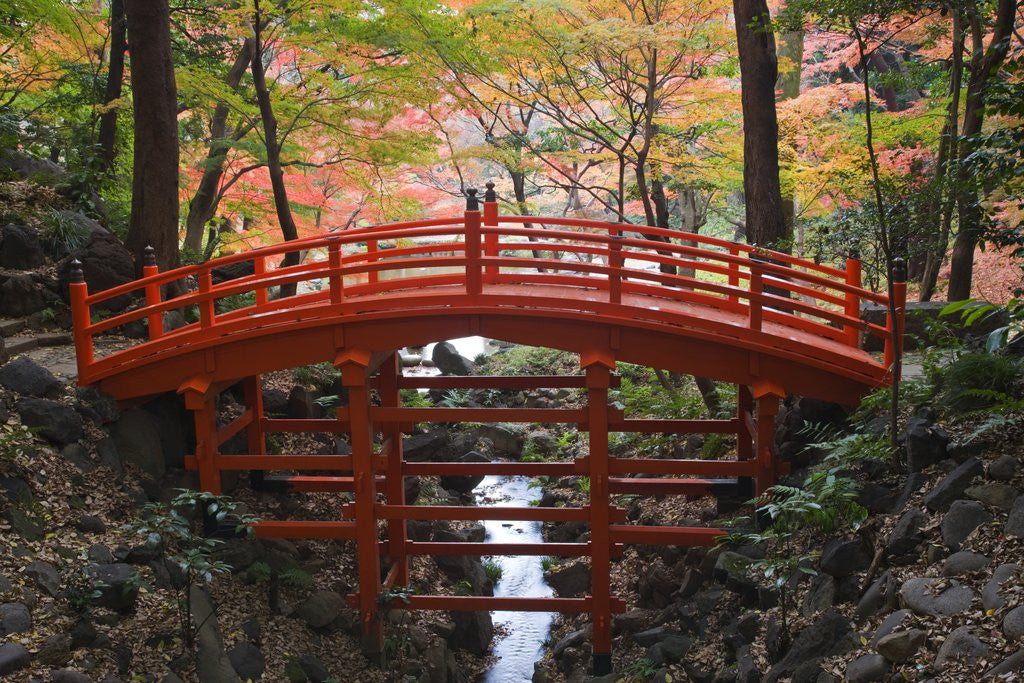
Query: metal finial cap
465,188,479,211
848,247,860,260
143,245,156,267
891,257,907,283
484,182,496,202
69,259,85,284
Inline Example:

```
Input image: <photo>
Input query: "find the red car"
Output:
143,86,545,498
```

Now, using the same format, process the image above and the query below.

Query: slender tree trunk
124,0,179,273
98,0,126,174
733,0,788,252
251,0,300,295
776,27,803,248
947,0,1017,301
183,39,254,254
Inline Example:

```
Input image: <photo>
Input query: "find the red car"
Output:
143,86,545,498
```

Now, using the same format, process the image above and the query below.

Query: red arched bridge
70,184,905,674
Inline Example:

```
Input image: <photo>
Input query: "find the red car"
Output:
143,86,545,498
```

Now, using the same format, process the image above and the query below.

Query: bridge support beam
336,349,383,658
752,383,783,497
582,349,616,676
379,352,409,586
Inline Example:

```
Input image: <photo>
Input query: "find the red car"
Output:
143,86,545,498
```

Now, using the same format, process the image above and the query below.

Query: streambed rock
898,577,974,617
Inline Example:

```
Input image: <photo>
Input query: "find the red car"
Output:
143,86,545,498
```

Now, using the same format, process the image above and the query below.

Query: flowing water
478,475,555,683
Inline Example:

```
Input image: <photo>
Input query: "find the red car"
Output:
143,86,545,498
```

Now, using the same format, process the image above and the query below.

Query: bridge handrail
68,186,906,384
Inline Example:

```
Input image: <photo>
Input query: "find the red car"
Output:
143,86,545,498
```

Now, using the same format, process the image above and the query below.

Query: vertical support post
736,384,755,499
883,259,908,378
754,393,781,497
728,243,741,304
583,351,615,675
465,188,482,297
337,352,382,657
844,253,862,347
328,237,344,305
378,352,408,586
748,262,763,332
483,182,499,284
367,239,379,285
198,269,215,328
191,394,221,495
608,235,623,305
242,375,266,489
253,255,268,308
143,246,163,340
67,260,94,380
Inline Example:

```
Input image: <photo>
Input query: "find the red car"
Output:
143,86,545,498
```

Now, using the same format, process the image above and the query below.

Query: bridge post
844,252,862,347
242,375,266,490
883,258,907,379
335,350,383,658
736,385,755,496
728,243,741,304
608,235,623,304
483,182,499,284
67,260,93,380
142,246,163,340
198,268,215,329
367,239,379,285
379,352,408,586
327,237,344,305
253,255,268,308
582,349,616,675
465,188,482,296
748,259,763,332
752,387,782,497
191,394,221,495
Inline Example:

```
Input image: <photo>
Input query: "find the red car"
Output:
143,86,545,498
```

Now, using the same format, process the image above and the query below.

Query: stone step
3,333,71,356
0,318,26,338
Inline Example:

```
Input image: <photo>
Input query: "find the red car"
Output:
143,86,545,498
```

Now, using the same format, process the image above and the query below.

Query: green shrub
483,561,503,583
293,362,337,389
42,209,91,255
938,352,1023,413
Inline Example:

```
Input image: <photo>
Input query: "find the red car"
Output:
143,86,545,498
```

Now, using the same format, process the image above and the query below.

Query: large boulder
940,500,992,549
0,602,31,635
86,563,139,611
109,408,165,479
923,457,984,512
545,561,591,598
293,591,347,630
903,416,949,472
933,626,989,672
0,272,53,317
0,642,30,676
0,357,63,397
0,223,46,269
885,508,925,561
820,538,871,577
449,610,492,655
763,610,853,682
431,342,475,376
15,398,83,445
439,451,489,493
59,231,136,312
898,577,975,617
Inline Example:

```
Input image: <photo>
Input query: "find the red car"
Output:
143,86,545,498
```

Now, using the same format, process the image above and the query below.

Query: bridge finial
891,257,907,283
143,245,157,267
465,187,479,211
69,259,84,284
484,182,496,202
848,246,860,260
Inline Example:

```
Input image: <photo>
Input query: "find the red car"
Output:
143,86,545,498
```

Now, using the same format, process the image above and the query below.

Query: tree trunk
98,0,126,174
124,0,180,273
733,0,788,252
947,0,1017,301
251,1,300,295
183,39,254,255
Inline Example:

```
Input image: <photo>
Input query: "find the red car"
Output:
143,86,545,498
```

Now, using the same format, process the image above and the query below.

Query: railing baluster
367,239,379,285
844,252,862,347
328,237,344,305
199,269,215,328
728,243,740,304
142,246,163,340
465,188,482,296
608,235,623,305
254,255,267,307
483,182,499,284
748,261,763,332
68,259,93,380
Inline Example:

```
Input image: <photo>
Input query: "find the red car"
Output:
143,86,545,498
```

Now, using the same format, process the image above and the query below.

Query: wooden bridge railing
68,183,906,384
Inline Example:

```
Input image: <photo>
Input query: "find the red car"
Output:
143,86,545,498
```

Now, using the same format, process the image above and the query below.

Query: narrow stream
478,475,555,683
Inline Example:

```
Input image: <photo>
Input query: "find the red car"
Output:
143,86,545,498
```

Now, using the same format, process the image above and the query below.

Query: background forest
1,0,1021,302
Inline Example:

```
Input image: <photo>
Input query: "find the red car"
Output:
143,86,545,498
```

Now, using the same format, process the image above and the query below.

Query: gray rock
0,602,31,635
899,577,975,617
0,642,30,675
923,457,984,512
228,641,265,680
845,653,888,682
647,634,692,666
941,500,992,548
546,561,590,598
933,625,989,671
109,409,165,479
941,551,990,576
856,571,897,623
15,398,83,446
904,416,949,472
431,342,475,376
988,454,1018,481
869,609,911,647
75,515,106,534
0,356,62,397
764,611,853,683
450,609,492,655
875,629,926,662
52,670,91,683
965,482,1019,510
1004,605,1024,640
1007,495,1024,538
983,563,1019,611
985,647,1024,677
439,451,489,493
59,231,135,312
87,544,114,565
26,559,61,596
801,573,836,616
0,223,46,269
298,654,330,683
553,626,591,656
634,625,680,648
886,508,925,560
292,591,346,629
191,587,241,683
86,563,139,611
0,272,53,316
820,538,870,577
62,444,96,473
36,632,72,665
